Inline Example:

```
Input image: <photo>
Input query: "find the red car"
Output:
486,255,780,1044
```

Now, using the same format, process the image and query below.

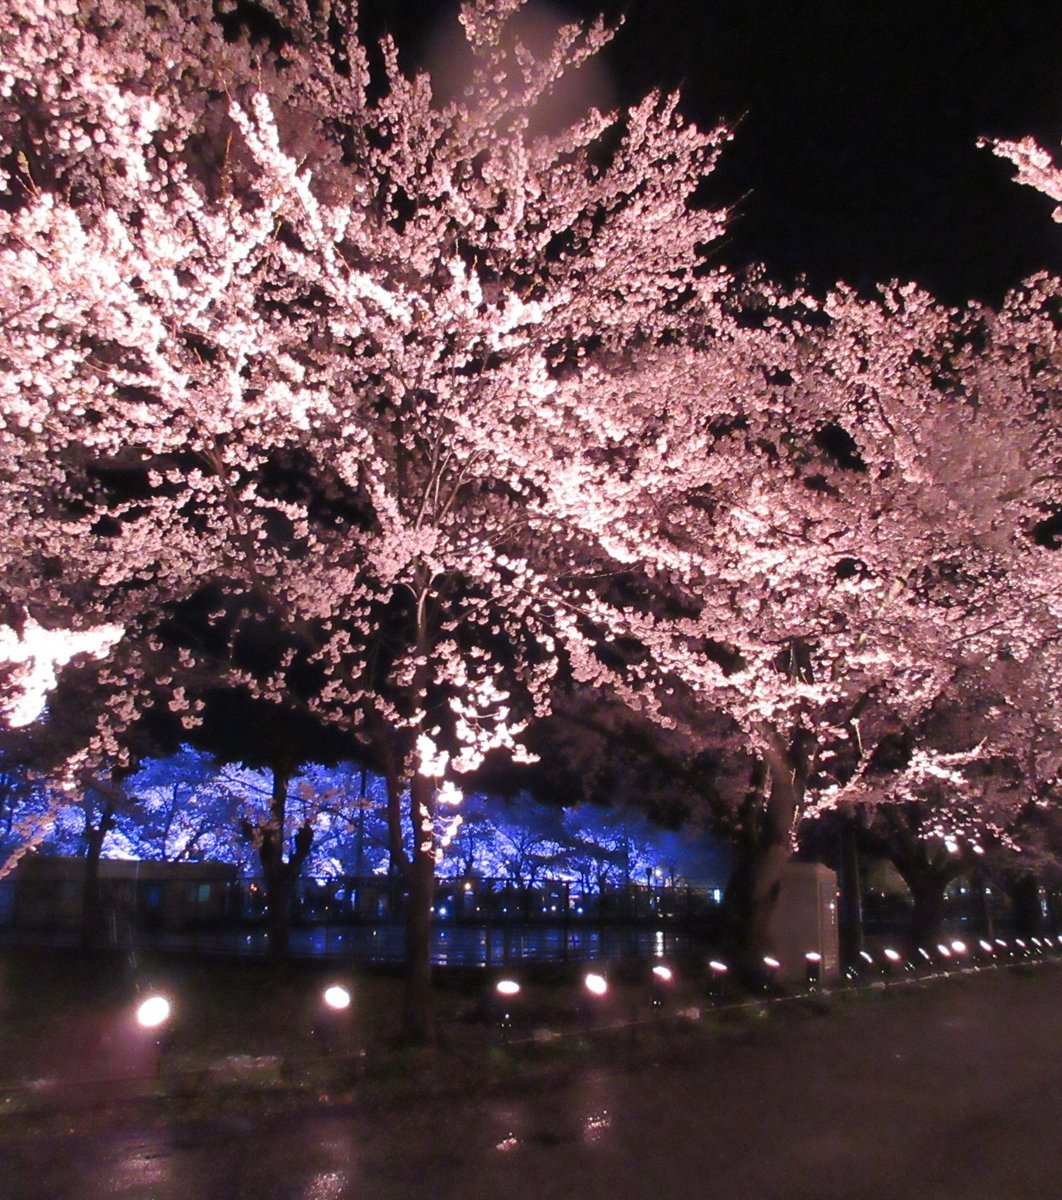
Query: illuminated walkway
2,967,1060,1199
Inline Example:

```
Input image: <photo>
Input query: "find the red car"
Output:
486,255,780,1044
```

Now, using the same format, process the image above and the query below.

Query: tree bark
1008,873,1045,938
722,727,811,986
80,802,115,949
401,772,436,1045
252,766,312,964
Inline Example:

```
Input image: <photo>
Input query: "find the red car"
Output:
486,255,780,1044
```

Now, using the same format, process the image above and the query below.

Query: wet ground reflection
4,971,1062,1200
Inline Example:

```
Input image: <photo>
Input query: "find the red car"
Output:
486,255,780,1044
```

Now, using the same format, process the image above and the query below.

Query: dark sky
376,0,1062,304
604,0,1062,303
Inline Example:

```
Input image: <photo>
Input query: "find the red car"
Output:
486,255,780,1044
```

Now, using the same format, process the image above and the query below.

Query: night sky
372,0,1062,304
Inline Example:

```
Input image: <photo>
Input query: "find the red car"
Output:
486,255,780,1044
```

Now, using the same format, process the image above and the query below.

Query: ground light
581,972,609,1030
707,960,728,997
650,964,673,1011
804,951,822,987
882,948,902,976
134,994,172,1077
314,983,353,1053
323,984,351,1011
136,995,171,1029
494,978,521,1038
584,972,608,997
762,956,780,991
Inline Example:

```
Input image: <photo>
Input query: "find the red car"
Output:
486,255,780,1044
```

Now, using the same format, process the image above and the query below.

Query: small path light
804,951,822,987
882,947,902,977
136,995,171,1030
580,972,609,1031
762,956,781,991
323,984,351,1011
584,972,608,997
494,978,521,1038
650,964,674,1011
314,982,354,1054
707,960,729,998
950,940,967,957
134,994,173,1078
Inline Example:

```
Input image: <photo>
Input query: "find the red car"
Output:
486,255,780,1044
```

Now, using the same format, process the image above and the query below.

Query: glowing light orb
708,960,728,974
136,995,171,1029
652,965,673,982
884,948,902,963
805,951,822,963
950,940,967,954
763,956,780,970
584,972,608,996
496,979,521,997
323,985,351,1010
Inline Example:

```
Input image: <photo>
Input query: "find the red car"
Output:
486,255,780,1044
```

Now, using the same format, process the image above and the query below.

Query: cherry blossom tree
0,0,755,1039
981,135,1062,222
596,270,1062,976
4,0,1060,1032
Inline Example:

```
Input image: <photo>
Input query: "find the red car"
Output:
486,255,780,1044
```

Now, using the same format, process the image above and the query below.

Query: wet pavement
3,968,1060,1200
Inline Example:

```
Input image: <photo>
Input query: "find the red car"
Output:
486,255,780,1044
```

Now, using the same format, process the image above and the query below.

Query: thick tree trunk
263,860,294,962
401,773,437,1045
1008,873,1045,938
723,728,810,986
723,837,792,982
874,807,968,954
80,803,115,949
253,766,312,965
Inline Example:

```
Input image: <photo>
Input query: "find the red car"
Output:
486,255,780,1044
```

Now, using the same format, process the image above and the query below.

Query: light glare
584,972,608,996
323,984,351,1010
136,995,170,1029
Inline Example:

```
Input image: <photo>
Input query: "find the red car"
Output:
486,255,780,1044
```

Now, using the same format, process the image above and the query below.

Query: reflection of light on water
106,1139,173,1194
496,1134,519,1153
583,1110,611,1144
301,1171,348,1199
654,930,665,958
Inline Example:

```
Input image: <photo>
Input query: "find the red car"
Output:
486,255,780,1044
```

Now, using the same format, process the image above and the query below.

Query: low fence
3,870,1056,967
0,872,725,966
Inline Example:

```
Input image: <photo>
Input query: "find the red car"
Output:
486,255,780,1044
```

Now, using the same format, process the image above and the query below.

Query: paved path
3,968,1061,1199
